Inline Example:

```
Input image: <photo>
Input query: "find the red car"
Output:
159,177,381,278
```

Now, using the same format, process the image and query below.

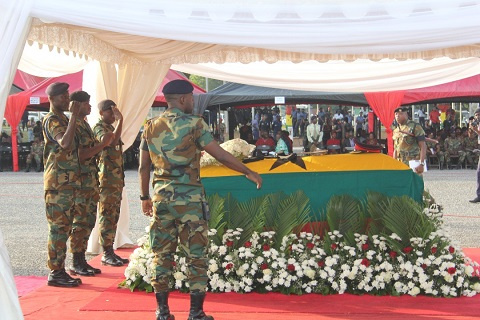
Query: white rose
263,268,272,275
173,271,186,280
209,263,218,273
305,269,316,279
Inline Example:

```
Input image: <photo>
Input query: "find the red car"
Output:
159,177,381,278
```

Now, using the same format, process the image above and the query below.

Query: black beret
45,82,69,97
98,99,116,111
69,91,90,103
162,79,194,95
394,107,409,113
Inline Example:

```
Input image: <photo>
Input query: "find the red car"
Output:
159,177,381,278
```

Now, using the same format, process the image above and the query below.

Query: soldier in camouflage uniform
69,91,115,277
392,107,426,175
139,80,262,320
93,99,128,267
464,127,478,169
425,131,445,170
42,82,82,288
25,136,44,172
468,109,480,203
444,128,466,169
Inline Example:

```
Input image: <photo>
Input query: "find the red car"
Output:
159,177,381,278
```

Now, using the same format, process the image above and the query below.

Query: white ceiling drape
173,58,480,92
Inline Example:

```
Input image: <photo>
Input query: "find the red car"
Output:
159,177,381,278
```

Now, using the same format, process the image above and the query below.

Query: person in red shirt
326,132,341,154
255,130,275,154
429,107,440,135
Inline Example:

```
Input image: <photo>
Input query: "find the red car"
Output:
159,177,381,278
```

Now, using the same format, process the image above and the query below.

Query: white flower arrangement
200,138,255,167
120,227,480,297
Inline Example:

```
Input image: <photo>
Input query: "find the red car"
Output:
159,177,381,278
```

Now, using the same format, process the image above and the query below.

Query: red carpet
19,248,480,320
15,276,46,297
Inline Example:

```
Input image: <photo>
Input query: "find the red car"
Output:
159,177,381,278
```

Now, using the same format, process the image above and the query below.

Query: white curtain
0,227,24,320
173,58,480,92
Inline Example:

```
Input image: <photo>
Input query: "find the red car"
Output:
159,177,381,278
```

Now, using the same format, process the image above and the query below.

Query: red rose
421,264,427,269
307,242,315,250
287,264,296,271
389,251,398,259
449,246,455,254
226,263,234,270
362,243,369,251
261,263,268,270
448,267,456,275
226,240,234,247
403,246,413,254
361,258,370,267
172,261,176,267
317,260,325,267
244,241,252,248
331,243,338,250
431,247,437,254
289,245,293,251
263,244,270,251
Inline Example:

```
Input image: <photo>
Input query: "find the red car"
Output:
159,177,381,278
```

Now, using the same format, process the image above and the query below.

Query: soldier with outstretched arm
138,79,262,320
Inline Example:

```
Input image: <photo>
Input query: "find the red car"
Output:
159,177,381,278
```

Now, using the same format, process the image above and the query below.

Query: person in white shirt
333,110,344,121
306,116,323,152
417,108,426,128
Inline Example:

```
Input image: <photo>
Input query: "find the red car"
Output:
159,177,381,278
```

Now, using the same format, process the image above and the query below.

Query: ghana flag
201,153,424,213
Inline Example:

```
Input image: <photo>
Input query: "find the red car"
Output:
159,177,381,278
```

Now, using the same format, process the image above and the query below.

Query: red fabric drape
5,92,31,171
367,111,374,133
364,91,405,156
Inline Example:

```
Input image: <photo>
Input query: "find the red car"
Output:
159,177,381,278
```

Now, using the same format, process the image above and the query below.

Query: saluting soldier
69,91,114,277
392,106,426,175
139,80,262,320
42,82,82,287
25,136,44,172
93,99,128,266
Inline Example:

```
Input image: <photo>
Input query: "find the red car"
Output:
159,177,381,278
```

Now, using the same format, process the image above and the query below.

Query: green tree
188,74,224,92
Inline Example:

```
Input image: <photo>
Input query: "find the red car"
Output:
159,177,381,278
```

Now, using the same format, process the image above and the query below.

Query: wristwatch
140,195,150,200
419,161,425,166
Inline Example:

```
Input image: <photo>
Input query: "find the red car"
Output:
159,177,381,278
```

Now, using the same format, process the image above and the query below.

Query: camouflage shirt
93,119,124,189
393,120,425,163
31,141,44,155
42,111,81,191
465,136,479,151
76,119,99,191
142,108,214,204
444,137,464,153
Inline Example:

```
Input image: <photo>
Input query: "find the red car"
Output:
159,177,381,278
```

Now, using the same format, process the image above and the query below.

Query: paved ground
0,167,478,276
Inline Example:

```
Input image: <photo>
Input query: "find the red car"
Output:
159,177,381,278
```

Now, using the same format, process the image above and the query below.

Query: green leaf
326,195,365,245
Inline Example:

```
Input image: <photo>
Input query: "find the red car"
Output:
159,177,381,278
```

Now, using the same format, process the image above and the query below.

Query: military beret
45,82,69,97
98,99,116,111
474,108,480,114
69,91,90,103
162,79,194,95
394,107,409,113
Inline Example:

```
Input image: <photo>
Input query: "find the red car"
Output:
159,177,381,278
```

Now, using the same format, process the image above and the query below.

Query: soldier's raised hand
112,107,123,121
69,101,81,117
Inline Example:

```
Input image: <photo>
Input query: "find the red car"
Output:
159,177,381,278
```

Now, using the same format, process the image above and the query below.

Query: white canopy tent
2,1,480,318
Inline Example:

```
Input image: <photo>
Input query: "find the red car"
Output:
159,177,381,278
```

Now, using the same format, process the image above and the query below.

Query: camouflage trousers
446,151,466,165
465,151,479,167
26,153,41,165
150,202,208,293
98,187,122,248
70,189,99,253
45,189,80,270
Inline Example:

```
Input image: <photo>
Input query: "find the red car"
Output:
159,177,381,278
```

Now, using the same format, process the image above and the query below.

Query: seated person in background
342,130,355,153
25,136,44,172
275,131,290,155
444,128,466,169
326,132,341,154
246,132,257,145
426,131,445,169
255,130,275,154
282,130,293,154
366,132,379,146
239,121,252,141
306,116,322,152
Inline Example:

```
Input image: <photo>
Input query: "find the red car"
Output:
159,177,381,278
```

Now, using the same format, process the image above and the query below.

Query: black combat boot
188,291,214,320
35,162,42,172
70,252,95,276
47,269,80,287
155,291,175,320
25,164,31,172
101,246,124,266
82,252,101,274
113,251,129,264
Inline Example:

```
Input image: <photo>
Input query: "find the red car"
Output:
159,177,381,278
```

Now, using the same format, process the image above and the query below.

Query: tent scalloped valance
28,20,480,66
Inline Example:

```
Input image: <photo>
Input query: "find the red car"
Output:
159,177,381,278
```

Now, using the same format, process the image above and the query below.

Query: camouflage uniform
444,136,466,167
464,135,479,167
71,119,100,253
93,120,124,248
426,140,445,169
43,111,81,270
393,120,425,165
26,140,44,168
142,108,214,293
